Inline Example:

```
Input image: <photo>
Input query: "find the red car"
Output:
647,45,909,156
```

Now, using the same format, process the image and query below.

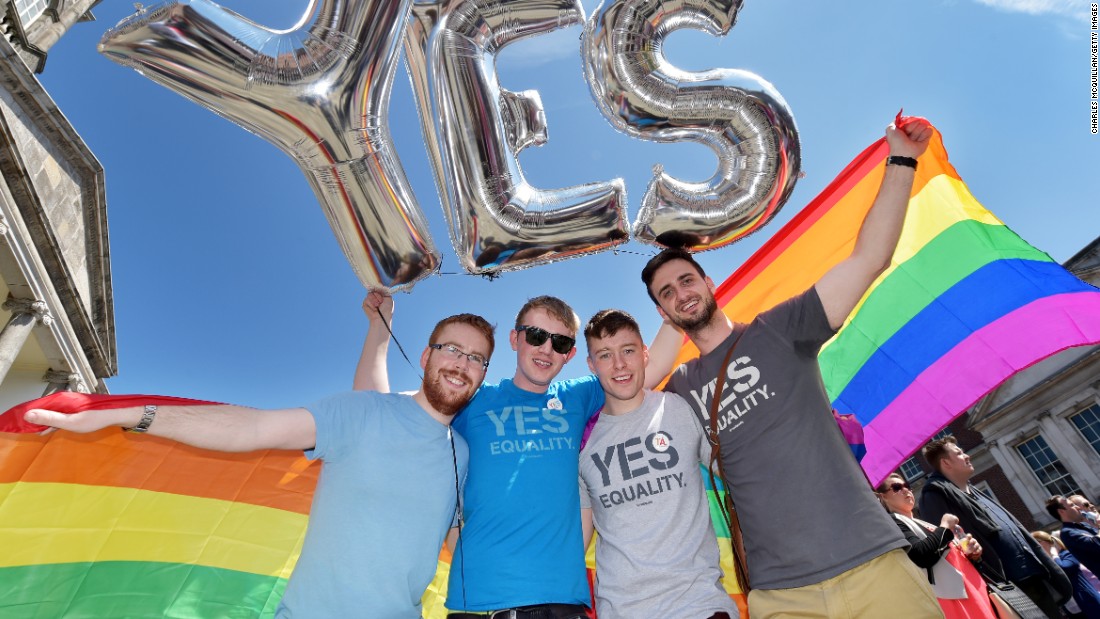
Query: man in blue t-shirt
357,294,678,618
24,312,495,619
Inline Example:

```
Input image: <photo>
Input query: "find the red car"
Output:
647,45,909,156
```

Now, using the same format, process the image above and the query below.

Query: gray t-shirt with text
664,288,906,590
580,390,737,618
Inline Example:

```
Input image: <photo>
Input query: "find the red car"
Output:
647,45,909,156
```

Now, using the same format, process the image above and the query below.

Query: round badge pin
650,432,671,452
547,397,563,410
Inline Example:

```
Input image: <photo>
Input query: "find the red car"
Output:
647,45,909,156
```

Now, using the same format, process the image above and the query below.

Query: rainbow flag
669,125,1100,485
0,393,319,618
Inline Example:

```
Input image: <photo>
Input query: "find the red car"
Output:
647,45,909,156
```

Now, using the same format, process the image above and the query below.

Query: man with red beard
641,120,943,618
21,313,494,619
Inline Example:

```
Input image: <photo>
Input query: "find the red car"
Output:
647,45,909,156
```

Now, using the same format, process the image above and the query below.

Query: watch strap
126,405,157,433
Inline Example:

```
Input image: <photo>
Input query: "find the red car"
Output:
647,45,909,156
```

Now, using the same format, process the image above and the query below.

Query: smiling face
648,258,719,332
420,323,491,416
510,307,576,393
587,326,648,415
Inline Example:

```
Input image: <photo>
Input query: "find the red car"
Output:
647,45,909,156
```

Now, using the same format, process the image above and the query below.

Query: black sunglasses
516,325,575,354
886,482,911,494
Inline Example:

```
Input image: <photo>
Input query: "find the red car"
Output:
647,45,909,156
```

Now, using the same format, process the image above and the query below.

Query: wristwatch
125,405,157,433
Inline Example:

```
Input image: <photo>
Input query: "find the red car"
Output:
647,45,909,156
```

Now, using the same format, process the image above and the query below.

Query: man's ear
587,355,596,375
706,276,716,292
510,328,519,352
656,305,669,321
420,346,430,371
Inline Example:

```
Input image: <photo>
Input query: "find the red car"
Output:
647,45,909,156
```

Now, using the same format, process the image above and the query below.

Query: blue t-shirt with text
447,376,604,611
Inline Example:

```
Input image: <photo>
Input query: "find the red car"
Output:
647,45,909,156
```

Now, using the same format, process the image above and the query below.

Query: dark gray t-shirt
665,287,907,590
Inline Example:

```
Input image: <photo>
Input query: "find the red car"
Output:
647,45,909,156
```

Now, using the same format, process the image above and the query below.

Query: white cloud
497,27,583,69
973,0,1089,19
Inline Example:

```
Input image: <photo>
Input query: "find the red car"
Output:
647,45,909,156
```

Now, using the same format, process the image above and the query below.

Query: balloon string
374,311,420,380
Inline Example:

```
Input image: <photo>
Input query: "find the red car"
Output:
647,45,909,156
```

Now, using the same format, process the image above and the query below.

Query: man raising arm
641,119,943,619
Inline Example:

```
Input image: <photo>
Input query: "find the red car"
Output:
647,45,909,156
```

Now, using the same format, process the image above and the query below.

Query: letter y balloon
98,0,440,293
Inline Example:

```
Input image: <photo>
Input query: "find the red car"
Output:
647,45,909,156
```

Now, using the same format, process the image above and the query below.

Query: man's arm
815,119,933,329
916,482,953,527
581,507,594,551
352,291,393,392
643,320,684,389
24,404,316,452
1061,527,1100,570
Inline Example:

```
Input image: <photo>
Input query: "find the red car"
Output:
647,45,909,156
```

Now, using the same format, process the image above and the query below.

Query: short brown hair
1046,495,1067,521
430,314,495,360
641,248,708,305
922,435,959,473
584,309,642,349
515,296,579,335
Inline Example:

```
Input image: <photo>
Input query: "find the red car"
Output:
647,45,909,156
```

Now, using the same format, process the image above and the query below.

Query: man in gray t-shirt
580,309,738,619
640,121,943,618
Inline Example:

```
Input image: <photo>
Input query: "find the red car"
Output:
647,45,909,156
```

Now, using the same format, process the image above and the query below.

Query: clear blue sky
39,0,1097,408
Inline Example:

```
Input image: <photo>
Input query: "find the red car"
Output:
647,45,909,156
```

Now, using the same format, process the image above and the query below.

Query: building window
1071,404,1100,457
932,428,953,440
899,456,924,481
1015,435,1083,497
14,0,48,26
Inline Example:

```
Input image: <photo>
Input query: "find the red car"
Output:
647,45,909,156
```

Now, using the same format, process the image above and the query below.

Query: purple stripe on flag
860,291,1100,484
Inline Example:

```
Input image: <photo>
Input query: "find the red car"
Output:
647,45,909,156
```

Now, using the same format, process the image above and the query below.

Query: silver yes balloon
98,0,440,292
404,0,629,275
583,0,801,251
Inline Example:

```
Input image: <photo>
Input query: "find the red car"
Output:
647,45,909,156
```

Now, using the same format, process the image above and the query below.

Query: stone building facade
901,236,1100,532
0,0,113,409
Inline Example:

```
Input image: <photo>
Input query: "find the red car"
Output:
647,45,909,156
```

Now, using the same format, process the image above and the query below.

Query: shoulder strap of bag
705,329,750,595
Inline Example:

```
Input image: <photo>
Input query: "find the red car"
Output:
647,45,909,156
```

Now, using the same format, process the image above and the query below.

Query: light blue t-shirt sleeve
305,391,378,462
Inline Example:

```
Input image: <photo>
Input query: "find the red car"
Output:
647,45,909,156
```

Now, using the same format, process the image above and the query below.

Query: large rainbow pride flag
0,392,745,617
0,393,319,618
3,125,1097,616
669,124,1100,485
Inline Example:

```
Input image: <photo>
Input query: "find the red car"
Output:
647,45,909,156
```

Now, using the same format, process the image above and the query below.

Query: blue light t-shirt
447,376,604,611
277,391,468,619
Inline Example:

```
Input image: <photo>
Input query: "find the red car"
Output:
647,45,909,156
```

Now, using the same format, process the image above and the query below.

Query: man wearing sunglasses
639,120,943,618
356,294,679,618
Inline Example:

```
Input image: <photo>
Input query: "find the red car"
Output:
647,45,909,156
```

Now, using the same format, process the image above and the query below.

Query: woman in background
1032,530,1100,618
876,473,994,619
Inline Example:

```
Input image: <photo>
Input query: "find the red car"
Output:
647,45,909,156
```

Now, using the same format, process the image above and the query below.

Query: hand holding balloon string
362,291,417,372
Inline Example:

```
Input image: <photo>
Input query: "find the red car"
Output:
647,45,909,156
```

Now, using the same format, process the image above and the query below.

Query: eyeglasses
429,344,489,369
886,482,911,494
516,325,575,354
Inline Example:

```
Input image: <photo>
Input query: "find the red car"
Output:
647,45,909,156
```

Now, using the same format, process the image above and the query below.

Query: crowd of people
21,116,1097,619
876,434,1100,619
